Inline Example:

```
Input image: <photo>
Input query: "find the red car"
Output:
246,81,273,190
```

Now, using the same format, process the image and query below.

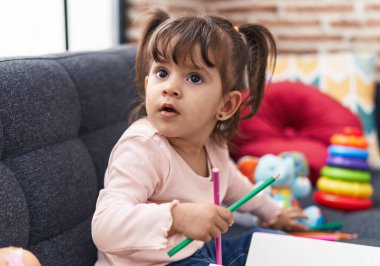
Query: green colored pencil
308,221,343,231
167,174,279,257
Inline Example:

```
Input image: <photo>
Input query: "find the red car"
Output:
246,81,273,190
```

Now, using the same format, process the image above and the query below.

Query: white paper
246,232,380,266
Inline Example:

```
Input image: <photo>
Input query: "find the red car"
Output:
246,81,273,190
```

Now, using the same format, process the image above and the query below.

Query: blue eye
156,69,168,79
188,74,203,84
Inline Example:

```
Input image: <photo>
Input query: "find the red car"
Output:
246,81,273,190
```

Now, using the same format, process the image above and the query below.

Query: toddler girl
92,9,307,266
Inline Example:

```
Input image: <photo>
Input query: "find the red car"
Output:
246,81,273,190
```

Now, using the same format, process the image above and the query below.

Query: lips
159,103,179,116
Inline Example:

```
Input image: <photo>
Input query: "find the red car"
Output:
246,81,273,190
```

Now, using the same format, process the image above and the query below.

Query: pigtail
238,24,277,118
132,9,169,121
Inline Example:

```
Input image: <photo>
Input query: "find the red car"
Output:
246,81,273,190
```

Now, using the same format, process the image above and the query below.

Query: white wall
0,0,65,56
0,0,118,57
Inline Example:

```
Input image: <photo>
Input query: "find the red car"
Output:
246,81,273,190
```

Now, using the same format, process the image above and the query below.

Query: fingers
209,226,222,239
212,206,232,235
214,215,230,234
200,213,230,241
200,233,213,242
274,207,310,231
283,208,309,231
215,205,233,225
203,219,226,242
187,204,232,242
286,208,308,220
285,221,308,232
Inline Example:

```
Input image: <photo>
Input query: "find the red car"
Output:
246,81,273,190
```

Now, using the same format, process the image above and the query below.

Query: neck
168,137,205,157
168,137,209,177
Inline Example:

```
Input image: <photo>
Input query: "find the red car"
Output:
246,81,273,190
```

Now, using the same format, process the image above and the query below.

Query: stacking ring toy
314,191,372,211
326,156,369,170
330,134,368,149
317,176,373,198
321,166,371,182
328,145,368,159
342,127,362,136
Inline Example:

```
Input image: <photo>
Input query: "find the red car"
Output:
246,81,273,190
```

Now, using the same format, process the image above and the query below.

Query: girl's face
145,46,224,144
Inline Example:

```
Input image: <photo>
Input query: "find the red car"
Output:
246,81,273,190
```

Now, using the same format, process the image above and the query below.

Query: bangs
147,17,228,69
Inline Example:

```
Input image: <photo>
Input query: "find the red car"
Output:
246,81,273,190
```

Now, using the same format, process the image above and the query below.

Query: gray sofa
0,45,138,265
0,45,379,266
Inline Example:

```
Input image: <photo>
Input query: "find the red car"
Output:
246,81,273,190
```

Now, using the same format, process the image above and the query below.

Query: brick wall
126,0,380,80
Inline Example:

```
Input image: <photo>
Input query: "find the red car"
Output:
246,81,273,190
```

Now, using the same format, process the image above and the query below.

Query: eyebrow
186,64,213,79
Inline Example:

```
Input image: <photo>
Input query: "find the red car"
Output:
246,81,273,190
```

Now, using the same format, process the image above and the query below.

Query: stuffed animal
236,155,259,183
238,152,324,227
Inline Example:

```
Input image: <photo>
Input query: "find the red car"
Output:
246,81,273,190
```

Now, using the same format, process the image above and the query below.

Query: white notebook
246,232,380,266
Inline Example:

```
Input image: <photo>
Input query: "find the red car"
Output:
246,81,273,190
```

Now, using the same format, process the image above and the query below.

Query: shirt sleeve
91,135,174,254
223,159,281,224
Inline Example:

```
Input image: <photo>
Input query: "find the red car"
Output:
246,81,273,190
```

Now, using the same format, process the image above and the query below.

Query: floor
224,170,380,247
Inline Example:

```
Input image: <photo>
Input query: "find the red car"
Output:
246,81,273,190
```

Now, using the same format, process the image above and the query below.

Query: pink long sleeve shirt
92,118,280,265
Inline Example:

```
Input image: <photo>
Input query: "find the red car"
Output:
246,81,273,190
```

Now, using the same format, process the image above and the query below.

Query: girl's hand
268,207,308,232
169,203,233,242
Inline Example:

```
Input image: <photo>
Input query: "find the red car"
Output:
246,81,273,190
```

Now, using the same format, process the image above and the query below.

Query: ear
217,91,242,121
144,76,149,92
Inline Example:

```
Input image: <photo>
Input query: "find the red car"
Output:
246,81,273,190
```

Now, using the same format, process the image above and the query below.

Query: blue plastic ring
328,145,368,159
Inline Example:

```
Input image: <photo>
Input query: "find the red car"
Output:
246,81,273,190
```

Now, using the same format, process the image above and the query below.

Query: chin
153,122,179,138
158,129,180,139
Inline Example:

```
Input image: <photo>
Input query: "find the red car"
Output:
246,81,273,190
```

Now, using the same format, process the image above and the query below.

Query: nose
162,87,181,97
162,85,181,97
162,77,182,98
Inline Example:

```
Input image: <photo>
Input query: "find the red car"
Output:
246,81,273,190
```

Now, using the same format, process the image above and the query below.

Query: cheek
145,93,155,113
192,97,219,117
145,83,156,99
145,79,161,96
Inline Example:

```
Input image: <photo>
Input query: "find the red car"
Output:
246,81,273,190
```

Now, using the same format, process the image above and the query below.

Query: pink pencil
291,232,358,241
212,168,222,265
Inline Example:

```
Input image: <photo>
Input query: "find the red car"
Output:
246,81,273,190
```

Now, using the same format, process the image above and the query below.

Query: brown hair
133,9,276,142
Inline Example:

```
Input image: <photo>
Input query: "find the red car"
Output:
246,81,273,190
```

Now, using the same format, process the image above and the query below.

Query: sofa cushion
0,163,29,247
0,45,137,266
0,59,80,158
57,47,137,188
232,81,362,184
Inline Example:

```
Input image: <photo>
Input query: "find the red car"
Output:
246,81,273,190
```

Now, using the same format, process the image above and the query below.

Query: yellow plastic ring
330,134,368,148
317,176,373,198
321,166,371,182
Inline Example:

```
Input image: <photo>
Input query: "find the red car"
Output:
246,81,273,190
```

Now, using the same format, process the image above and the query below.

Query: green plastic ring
321,166,371,182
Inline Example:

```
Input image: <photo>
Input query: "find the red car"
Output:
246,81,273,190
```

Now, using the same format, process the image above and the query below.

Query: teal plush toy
254,152,324,227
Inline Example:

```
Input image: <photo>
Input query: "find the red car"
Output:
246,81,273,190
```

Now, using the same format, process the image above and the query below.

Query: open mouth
160,104,179,115
162,106,176,113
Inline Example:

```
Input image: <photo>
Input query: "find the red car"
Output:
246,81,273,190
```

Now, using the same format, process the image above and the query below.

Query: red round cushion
313,191,372,211
232,81,362,185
